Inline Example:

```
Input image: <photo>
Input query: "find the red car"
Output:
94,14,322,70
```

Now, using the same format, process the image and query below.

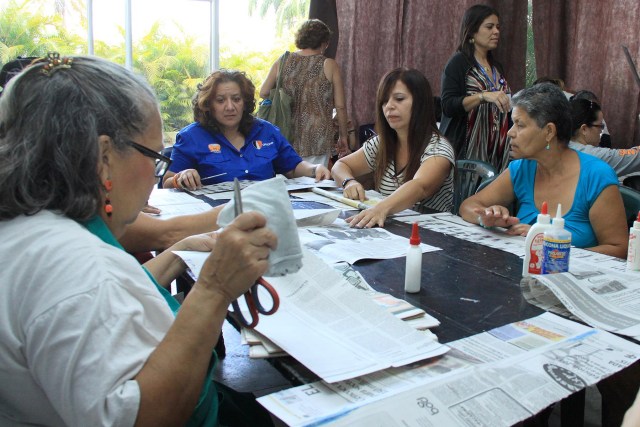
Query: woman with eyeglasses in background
569,98,640,181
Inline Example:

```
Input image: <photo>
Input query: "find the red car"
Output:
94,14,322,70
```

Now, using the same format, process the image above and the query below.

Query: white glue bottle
627,211,640,271
404,222,422,293
522,201,552,276
541,204,571,274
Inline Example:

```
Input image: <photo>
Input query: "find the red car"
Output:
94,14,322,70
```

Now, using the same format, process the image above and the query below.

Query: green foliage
0,0,85,61
248,0,310,36
1,0,304,136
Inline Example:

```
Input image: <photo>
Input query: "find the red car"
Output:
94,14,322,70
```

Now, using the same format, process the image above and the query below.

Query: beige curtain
533,0,640,147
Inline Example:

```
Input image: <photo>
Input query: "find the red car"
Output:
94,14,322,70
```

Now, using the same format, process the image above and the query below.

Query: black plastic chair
454,159,497,215
157,146,173,188
358,123,376,144
619,185,640,228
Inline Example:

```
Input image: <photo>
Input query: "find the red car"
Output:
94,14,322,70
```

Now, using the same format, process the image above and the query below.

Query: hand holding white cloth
217,176,303,276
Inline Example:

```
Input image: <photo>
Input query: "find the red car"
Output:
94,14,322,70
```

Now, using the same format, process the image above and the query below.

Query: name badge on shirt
208,144,221,153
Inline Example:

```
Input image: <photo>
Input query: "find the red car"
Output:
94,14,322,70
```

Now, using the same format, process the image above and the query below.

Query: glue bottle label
528,233,544,274
541,238,570,274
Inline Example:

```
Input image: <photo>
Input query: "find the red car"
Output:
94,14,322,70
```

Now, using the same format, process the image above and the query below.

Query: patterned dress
464,66,511,172
280,53,334,158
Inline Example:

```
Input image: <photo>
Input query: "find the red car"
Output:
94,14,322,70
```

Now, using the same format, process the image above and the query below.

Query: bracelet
478,92,485,102
310,165,318,178
477,215,492,229
172,175,181,189
342,177,356,188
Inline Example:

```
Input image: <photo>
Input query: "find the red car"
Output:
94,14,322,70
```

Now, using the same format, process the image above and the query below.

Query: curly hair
295,19,332,50
192,69,256,136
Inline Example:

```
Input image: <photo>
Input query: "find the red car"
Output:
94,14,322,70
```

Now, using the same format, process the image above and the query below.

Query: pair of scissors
230,178,280,328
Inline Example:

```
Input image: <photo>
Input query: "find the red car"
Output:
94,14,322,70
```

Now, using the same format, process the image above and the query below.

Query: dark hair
511,83,572,144
570,98,601,136
192,69,256,136
457,4,500,64
0,57,38,95
533,76,565,90
295,19,332,50
0,55,158,221
373,68,440,188
571,89,600,103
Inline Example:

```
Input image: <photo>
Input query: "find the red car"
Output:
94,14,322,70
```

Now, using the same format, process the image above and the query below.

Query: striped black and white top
362,134,455,213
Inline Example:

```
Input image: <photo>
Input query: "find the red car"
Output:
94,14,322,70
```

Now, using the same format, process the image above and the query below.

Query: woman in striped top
331,68,455,228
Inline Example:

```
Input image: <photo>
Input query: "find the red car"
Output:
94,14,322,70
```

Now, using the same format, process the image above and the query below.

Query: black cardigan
439,52,504,156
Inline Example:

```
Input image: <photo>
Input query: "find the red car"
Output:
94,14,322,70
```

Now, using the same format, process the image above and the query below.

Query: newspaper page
258,313,640,426
298,220,440,265
326,325,640,427
252,249,448,383
522,249,640,338
397,212,526,257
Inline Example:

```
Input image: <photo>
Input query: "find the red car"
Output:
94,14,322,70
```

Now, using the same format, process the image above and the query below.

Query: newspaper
258,312,640,426
252,249,448,383
522,248,640,339
397,213,640,339
298,220,440,265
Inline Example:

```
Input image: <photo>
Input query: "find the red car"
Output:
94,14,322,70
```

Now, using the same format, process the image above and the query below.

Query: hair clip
41,52,73,76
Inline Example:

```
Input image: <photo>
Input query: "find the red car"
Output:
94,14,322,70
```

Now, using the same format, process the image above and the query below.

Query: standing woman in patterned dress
260,19,349,167
440,4,512,172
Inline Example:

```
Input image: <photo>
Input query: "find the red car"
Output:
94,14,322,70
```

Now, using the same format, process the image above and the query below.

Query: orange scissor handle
230,277,279,329
231,292,260,329
252,277,280,315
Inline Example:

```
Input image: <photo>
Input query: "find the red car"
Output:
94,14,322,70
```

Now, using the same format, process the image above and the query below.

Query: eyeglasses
126,140,172,177
588,122,605,131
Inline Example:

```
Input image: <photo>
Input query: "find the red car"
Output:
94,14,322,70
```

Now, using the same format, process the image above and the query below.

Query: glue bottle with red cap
627,211,640,271
404,222,422,293
522,201,552,277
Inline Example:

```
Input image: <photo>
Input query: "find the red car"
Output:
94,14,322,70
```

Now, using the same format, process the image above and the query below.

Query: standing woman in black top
440,4,512,172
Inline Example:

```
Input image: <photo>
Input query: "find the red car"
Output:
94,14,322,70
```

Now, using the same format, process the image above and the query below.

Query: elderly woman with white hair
0,54,276,426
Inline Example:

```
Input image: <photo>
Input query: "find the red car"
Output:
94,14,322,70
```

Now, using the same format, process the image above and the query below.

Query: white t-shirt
362,133,455,212
0,211,174,426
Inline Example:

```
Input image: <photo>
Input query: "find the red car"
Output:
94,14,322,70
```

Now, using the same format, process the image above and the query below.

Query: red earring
104,179,113,217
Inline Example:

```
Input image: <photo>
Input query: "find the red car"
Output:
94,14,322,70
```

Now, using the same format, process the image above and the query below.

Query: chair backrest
157,146,173,188
619,185,640,228
454,159,497,215
358,123,376,144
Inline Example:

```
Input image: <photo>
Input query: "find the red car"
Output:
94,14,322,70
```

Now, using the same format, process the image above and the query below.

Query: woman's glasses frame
126,140,172,177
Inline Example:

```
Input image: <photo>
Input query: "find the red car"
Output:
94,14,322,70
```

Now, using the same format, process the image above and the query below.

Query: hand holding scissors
230,178,280,328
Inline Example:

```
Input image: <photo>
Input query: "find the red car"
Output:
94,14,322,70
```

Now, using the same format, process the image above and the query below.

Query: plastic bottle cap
541,201,548,215
552,203,565,228
538,201,551,224
409,222,421,245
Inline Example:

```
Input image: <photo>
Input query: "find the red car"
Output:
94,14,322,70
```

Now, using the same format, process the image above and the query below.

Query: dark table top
216,216,543,391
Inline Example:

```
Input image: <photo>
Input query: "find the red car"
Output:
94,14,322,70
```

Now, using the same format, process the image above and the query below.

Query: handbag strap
275,51,289,91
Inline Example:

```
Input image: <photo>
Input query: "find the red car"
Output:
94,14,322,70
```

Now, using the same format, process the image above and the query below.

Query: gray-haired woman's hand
196,212,277,303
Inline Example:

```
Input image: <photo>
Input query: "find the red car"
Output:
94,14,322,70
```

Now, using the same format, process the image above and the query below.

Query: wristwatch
342,177,356,188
